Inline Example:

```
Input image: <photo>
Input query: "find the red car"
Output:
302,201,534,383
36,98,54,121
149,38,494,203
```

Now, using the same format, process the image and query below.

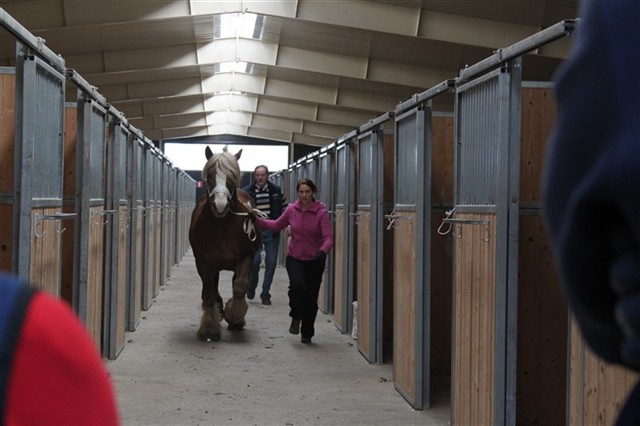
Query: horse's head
202,146,242,217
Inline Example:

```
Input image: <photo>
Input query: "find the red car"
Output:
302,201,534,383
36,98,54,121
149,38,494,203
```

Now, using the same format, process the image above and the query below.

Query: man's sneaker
261,298,271,305
247,289,255,300
301,336,312,344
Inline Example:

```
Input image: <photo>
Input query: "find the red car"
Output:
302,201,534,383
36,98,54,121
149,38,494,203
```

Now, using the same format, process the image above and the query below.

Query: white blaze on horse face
212,170,229,214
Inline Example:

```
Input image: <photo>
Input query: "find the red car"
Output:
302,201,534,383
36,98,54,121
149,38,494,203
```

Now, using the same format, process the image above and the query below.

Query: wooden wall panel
333,209,345,330
393,216,416,401
0,72,15,271
356,211,371,359
516,85,569,424
568,316,639,426
430,213,452,377
60,106,77,303
453,213,496,426
431,116,454,206
520,87,556,205
431,115,455,379
517,215,567,424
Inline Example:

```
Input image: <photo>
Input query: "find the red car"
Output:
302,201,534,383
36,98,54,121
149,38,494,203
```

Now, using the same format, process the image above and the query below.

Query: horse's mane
201,151,241,188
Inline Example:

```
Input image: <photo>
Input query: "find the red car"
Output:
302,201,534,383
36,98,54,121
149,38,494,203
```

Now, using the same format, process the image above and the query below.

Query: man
243,165,286,305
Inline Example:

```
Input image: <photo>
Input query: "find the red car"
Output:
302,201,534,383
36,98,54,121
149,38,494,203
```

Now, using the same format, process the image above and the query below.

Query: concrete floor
106,251,451,426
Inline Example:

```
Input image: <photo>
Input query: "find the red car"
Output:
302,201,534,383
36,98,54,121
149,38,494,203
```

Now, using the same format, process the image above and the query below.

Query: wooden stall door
356,210,372,358
452,62,521,425
131,206,143,328
87,205,105,348
393,214,417,402
453,214,497,425
114,204,128,357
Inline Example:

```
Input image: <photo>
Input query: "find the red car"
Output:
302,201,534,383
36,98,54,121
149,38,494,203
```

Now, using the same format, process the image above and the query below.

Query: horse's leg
196,260,222,341
224,257,252,330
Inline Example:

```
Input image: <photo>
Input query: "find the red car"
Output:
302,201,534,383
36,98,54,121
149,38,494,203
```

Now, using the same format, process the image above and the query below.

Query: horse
189,146,261,341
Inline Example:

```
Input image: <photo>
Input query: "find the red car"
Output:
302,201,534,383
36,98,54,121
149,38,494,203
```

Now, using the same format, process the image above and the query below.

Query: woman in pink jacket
255,178,333,344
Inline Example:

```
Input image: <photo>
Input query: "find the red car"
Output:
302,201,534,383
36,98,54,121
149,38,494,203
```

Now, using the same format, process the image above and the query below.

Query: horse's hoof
197,331,221,342
227,322,245,331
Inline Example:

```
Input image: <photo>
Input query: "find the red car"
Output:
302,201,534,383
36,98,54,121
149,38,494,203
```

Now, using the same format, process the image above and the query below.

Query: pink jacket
256,199,333,261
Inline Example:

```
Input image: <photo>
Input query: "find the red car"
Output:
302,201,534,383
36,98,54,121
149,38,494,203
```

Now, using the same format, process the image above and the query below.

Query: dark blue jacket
243,181,286,236
543,2,640,423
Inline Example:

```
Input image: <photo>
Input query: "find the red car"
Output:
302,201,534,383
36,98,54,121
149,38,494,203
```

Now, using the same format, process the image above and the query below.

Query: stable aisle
107,251,450,426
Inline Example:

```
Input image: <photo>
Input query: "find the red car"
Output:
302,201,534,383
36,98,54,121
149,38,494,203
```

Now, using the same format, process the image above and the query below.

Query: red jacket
1,273,120,426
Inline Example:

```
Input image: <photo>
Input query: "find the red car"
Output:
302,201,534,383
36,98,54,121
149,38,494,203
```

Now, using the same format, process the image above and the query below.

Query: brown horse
189,146,261,341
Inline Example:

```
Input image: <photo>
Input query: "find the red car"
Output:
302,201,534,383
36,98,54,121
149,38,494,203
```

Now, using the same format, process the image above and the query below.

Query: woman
255,178,333,344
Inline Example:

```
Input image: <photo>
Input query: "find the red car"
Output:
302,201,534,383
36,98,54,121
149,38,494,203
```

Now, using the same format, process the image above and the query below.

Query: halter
201,151,267,240
202,152,240,217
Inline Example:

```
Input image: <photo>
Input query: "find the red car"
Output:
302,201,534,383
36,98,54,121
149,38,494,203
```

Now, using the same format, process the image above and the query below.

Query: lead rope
231,201,268,241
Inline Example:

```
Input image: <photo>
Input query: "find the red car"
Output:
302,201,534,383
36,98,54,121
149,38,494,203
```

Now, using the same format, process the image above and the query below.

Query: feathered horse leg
196,267,222,341
224,257,252,330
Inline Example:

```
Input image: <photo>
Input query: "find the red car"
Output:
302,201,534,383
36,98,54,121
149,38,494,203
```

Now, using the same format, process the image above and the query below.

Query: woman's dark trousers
285,255,326,338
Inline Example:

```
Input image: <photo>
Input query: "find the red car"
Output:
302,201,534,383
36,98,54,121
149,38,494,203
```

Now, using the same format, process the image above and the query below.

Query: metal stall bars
447,21,574,426
11,30,70,296
303,152,332,313
141,142,157,310
317,143,336,314
180,171,194,260
168,165,178,270
130,131,144,328
66,70,109,347
127,128,146,331
390,80,455,410
304,154,317,183
159,157,167,282
354,113,394,364
103,107,130,359
173,170,183,265
160,156,173,284
333,131,357,334
269,169,288,266
294,155,307,184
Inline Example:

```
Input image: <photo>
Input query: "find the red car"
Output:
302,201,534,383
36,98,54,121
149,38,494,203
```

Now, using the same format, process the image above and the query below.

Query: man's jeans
249,231,280,300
